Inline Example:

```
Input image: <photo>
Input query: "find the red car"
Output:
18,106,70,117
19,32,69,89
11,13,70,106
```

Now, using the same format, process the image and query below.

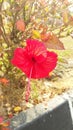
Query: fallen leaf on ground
0,78,9,85
14,106,22,112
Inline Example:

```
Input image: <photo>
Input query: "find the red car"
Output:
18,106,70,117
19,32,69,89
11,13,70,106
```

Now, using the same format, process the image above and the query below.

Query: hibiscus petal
11,48,25,65
11,48,33,77
0,116,3,124
31,51,58,79
43,51,58,73
26,39,47,63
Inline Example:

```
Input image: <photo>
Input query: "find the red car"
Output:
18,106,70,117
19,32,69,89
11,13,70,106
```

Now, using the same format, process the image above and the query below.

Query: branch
0,15,12,46
0,1,14,46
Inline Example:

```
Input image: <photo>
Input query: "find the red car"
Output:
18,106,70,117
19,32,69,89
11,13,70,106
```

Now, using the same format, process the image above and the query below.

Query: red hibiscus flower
11,39,57,78
11,39,58,101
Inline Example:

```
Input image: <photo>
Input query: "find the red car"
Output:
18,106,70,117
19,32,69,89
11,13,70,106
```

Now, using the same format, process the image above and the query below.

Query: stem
0,4,12,46
25,78,31,102
25,66,33,102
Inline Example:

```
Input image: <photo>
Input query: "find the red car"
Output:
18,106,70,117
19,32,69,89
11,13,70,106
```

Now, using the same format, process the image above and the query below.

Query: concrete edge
6,90,73,130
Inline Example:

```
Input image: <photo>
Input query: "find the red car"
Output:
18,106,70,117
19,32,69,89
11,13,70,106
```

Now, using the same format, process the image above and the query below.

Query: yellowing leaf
45,7,49,12
14,106,21,112
62,11,69,24
32,30,41,39
25,5,29,10
32,6,35,13
41,32,65,50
